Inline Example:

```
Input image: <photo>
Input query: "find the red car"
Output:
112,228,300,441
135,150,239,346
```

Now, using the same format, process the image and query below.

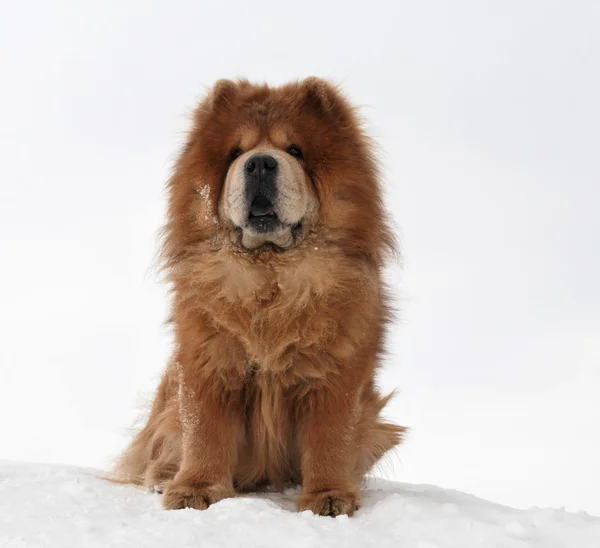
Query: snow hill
1,461,598,548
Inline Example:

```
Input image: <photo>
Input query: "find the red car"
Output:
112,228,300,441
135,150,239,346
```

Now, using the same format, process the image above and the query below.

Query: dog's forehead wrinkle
238,126,261,149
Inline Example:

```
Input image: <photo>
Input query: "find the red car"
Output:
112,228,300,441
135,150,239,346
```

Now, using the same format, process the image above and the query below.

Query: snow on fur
1,461,598,548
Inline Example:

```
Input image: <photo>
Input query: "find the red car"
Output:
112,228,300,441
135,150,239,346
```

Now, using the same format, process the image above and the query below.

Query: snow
1,461,598,548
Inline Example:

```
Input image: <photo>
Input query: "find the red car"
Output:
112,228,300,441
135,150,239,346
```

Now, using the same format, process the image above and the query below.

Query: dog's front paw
297,488,360,517
163,481,234,510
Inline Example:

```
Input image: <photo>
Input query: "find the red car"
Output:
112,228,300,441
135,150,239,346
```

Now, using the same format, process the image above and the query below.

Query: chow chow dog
116,78,405,517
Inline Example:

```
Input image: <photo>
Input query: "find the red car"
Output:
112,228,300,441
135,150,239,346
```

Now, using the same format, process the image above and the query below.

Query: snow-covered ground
1,461,598,548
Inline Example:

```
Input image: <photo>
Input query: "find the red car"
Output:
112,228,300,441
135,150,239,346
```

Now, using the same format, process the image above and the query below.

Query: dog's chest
218,268,335,365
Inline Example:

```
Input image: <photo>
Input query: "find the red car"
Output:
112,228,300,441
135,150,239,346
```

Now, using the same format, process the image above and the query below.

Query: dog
115,78,405,517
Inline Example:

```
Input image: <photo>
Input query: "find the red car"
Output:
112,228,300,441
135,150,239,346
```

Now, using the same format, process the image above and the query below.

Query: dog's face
220,141,318,250
164,78,392,264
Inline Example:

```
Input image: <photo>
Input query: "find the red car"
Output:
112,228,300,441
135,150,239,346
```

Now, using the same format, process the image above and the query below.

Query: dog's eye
287,145,304,160
229,147,243,162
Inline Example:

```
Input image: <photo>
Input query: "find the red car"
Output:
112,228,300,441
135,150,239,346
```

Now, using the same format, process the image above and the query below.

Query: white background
1,1,598,515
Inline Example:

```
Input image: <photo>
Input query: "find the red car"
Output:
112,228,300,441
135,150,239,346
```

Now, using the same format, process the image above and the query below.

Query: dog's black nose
245,154,278,233
245,154,278,176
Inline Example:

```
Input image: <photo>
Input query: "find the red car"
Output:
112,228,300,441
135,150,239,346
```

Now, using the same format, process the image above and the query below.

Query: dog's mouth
233,211,304,252
247,195,281,233
225,194,308,251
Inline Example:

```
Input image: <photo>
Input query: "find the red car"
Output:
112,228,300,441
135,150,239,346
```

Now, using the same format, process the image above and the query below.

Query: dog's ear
300,77,342,113
209,79,239,110
299,77,354,123
181,80,241,157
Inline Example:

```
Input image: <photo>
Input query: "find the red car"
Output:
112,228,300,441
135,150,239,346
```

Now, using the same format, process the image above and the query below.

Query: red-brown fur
115,78,405,516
